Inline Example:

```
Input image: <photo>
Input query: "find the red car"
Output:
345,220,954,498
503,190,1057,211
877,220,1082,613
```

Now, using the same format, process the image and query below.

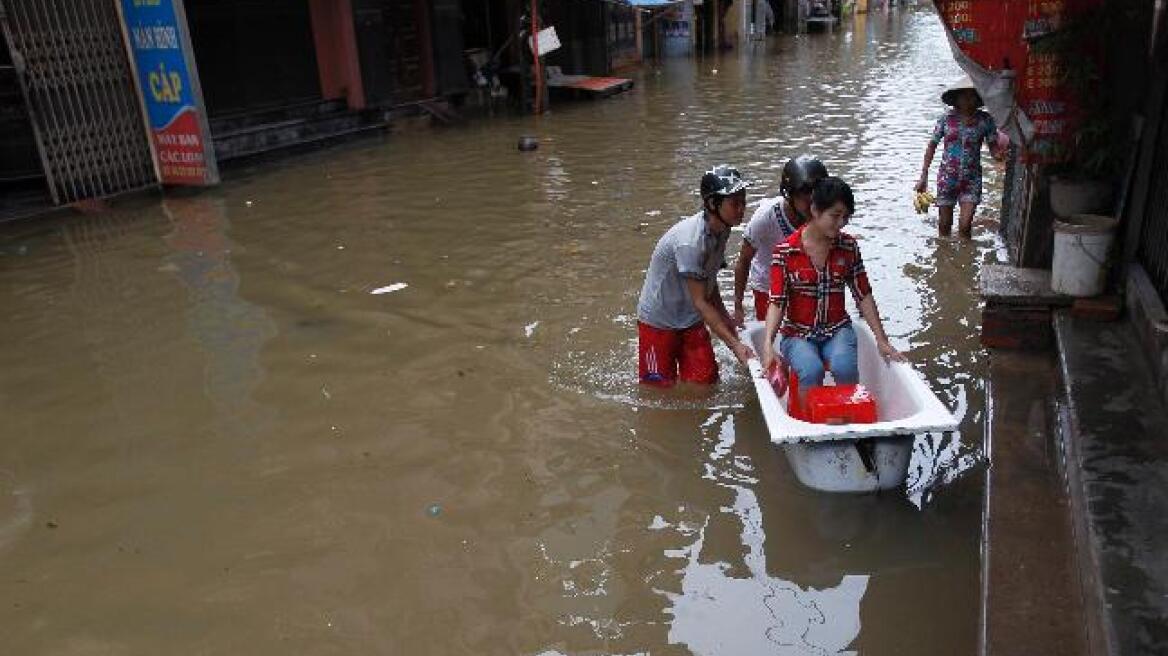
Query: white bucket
1051,214,1118,297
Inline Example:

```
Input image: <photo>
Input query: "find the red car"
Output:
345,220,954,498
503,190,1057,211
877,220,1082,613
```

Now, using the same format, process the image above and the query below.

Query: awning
626,0,682,7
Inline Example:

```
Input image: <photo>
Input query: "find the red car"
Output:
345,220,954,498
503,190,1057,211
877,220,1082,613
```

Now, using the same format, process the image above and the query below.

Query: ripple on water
548,329,754,411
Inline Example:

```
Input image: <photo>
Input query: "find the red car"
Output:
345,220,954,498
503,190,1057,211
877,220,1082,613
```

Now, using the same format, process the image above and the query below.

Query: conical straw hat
941,75,984,107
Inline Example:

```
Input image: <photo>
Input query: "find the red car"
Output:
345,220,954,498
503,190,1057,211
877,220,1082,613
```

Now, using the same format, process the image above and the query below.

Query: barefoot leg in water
938,205,955,236
957,201,977,238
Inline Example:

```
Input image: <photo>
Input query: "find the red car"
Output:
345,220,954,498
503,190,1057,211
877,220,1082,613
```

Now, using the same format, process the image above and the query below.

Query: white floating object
371,283,408,295
524,321,540,338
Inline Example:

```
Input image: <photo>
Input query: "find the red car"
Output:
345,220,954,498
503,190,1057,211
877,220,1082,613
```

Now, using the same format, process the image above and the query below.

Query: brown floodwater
1,6,1003,655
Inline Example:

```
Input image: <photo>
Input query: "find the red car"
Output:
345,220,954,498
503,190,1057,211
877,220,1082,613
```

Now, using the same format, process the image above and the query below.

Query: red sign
935,0,1103,164
154,108,214,184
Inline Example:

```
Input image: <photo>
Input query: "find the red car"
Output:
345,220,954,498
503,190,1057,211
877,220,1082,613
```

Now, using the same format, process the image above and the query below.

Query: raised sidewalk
1054,312,1168,655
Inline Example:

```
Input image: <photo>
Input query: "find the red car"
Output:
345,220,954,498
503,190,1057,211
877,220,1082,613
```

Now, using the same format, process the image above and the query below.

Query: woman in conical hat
914,76,1000,238
940,75,984,107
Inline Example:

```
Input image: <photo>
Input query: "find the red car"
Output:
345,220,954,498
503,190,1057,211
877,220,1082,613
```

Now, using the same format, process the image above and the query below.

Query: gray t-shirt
742,197,798,293
637,212,729,330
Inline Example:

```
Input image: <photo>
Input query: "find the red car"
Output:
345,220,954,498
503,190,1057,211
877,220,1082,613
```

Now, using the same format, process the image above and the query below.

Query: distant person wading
914,76,1002,238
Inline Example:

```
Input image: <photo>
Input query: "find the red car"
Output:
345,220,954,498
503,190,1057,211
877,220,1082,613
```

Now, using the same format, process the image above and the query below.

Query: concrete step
212,110,386,162
1054,312,1168,655
0,182,52,223
208,98,348,135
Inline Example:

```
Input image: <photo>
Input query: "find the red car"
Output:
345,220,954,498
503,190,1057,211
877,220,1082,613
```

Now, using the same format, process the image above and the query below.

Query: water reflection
162,196,276,438
664,414,869,655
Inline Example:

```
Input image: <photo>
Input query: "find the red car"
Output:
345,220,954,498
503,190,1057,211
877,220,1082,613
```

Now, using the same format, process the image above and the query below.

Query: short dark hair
811,176,855,216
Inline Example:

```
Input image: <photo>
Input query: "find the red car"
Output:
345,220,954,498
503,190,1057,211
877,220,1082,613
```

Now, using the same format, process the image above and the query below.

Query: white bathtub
741,320,959,492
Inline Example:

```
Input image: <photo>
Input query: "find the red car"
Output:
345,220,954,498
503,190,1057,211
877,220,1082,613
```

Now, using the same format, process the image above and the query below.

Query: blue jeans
780,325,859,393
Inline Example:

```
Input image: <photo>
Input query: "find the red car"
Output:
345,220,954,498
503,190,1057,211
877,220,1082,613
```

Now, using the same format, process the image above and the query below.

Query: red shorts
752,289,770,321
638,321,718,386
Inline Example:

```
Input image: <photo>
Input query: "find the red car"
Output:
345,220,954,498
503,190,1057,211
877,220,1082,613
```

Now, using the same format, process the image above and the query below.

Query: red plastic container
765,359,789,398
787,372,805,420
803,384,878,425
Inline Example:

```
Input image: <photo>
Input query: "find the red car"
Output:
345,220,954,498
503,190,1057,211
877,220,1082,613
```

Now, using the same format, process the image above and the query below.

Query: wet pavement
1,6,1002,655
1052,313,1168,654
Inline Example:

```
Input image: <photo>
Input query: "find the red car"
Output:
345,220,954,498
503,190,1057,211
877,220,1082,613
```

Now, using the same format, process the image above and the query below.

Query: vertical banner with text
935,0,1103,164
118,0,219,186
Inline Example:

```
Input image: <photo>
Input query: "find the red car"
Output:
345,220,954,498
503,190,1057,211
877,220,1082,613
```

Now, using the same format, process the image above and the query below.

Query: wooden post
713,0,720,50
485,0,494,51
654,11,660,61
416,0,436,97
531,0,542,114
635,10,643,63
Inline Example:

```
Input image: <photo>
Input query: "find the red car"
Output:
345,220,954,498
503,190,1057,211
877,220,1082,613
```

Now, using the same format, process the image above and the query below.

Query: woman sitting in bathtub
760,177,906,402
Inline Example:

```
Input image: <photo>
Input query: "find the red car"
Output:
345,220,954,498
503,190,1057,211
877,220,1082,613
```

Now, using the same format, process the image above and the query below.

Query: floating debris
371,283,408,295
524,321,540,338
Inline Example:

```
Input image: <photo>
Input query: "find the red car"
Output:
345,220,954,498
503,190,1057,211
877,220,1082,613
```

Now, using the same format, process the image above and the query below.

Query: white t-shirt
742,197,799,293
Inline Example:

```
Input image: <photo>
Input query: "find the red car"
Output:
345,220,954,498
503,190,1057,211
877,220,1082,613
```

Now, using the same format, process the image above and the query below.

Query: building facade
0,0,473,211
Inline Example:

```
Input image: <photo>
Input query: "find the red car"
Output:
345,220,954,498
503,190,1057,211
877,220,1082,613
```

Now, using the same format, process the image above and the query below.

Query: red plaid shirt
769,228,872,339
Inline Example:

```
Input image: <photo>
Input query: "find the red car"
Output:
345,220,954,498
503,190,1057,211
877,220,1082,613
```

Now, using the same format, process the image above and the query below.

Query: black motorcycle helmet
700,165,749,206
780,155,829,198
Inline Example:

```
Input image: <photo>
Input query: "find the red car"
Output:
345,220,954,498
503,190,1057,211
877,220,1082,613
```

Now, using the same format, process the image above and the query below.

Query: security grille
0,0,156,206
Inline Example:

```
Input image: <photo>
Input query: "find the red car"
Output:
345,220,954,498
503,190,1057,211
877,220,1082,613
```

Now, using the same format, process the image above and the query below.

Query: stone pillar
308,0,366,109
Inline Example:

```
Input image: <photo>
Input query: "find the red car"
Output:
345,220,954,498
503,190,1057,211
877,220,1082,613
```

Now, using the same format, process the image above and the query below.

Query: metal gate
0,0,156,206
1136,81,1168,304
384,0,426,103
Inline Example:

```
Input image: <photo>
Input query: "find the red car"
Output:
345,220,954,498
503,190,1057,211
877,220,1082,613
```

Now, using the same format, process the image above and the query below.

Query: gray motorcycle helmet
780,155,829,198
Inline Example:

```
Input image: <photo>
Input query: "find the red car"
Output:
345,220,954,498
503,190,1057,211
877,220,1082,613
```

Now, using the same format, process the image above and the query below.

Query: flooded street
1,7,1001,655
